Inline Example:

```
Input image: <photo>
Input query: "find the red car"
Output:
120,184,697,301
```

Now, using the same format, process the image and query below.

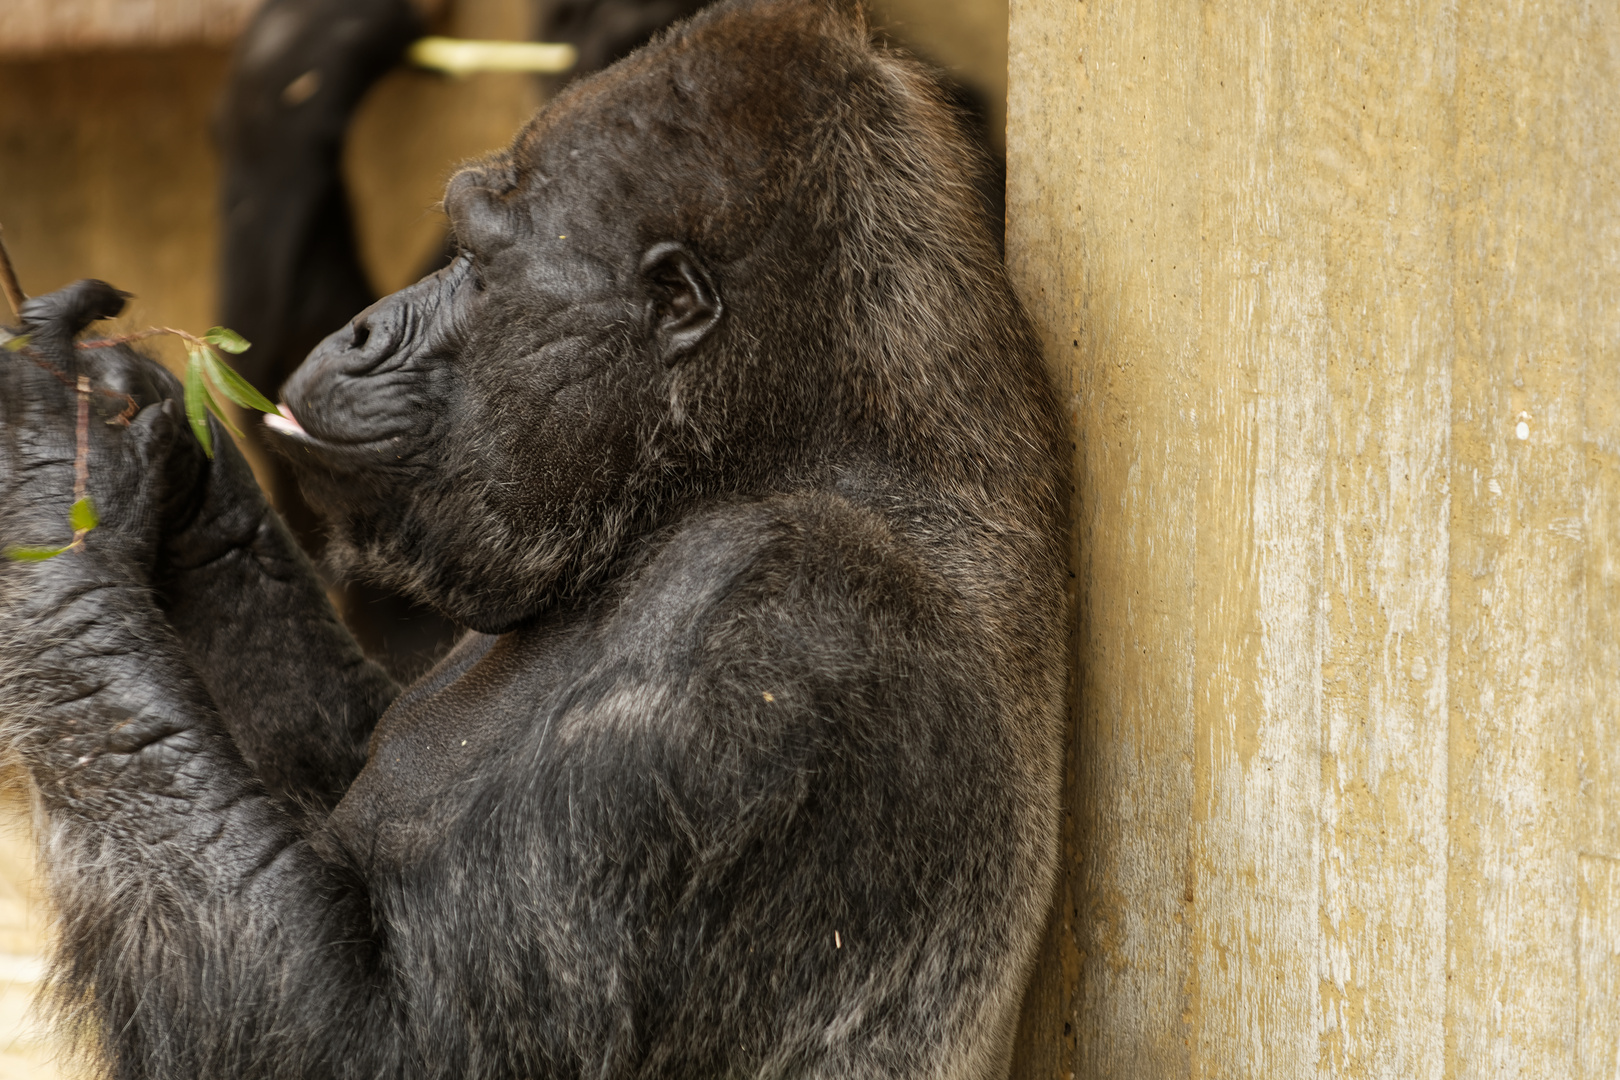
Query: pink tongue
263,405,306,436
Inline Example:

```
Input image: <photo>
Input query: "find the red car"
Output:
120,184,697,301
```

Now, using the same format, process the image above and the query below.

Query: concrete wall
1005,2,1620,1077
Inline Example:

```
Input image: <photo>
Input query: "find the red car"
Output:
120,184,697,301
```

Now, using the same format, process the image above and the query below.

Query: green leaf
4,545,70,562
68,495,98,534
203,349,277,414
184,349,213,458
201,326,251,354
2,332,30,352
69,496,98,533
202,381,245,439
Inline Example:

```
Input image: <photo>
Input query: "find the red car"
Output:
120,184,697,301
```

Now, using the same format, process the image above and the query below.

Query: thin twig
77,327,196,350
0,224,25,318
50,374,96,555
74,375,90,505
19,353,138,414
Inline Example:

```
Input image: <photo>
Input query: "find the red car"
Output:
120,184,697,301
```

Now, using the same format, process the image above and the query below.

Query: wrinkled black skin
3,2,1067,1078
2,280,393,819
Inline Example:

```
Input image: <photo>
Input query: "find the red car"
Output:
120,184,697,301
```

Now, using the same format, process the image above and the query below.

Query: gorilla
0,2,1067,1077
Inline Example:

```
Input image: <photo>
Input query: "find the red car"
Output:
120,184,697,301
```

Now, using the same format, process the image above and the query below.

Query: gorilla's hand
1,280,391,816
0,279,205,583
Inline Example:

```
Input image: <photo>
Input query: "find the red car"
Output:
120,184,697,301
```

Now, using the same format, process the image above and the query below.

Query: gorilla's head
266,0,1042,634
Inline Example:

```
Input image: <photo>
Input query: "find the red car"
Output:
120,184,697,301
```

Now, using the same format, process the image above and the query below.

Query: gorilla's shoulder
532,490,972,756
610,491,956,665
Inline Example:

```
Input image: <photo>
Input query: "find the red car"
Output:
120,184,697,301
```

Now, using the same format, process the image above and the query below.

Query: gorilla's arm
0,301,403,1074
1,559,399,1077
155,434,398,813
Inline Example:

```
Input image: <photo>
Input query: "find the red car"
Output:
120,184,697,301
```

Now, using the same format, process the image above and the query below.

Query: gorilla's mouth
262,399,416,473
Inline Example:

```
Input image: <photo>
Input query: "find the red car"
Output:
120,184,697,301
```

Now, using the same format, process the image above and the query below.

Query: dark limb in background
537,0,713,73
215,0,415,398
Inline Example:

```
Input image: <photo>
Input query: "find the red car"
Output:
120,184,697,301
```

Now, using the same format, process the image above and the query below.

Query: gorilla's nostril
352,321,370,350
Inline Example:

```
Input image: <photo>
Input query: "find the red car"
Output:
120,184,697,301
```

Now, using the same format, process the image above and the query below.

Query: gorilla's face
262,0,858,633
264,118,725,633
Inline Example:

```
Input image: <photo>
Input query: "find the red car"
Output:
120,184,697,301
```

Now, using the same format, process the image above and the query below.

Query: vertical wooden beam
1187,6,1325,1075
1313,5,1455,1075
1006,1,1200,1074
1006,1,1620,1076
1445,4,1600,1075
1578,855,1620,1080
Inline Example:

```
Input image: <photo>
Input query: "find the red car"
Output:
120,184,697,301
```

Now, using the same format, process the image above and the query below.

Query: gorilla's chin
320,484,630,636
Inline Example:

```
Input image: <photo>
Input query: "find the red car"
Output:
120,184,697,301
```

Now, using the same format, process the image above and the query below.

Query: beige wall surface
1006,1,1620,1078
0,0,261,58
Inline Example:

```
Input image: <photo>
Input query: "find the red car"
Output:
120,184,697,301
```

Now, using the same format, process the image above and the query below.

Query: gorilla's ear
640,242,723,365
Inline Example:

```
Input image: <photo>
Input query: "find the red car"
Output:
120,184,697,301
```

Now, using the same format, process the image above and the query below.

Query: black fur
0,2,1067,1078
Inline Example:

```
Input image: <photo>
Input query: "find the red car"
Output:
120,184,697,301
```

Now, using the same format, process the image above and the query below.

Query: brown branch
53,374,94,556
0,223,25,318
77,327,194,350
74,375,90,504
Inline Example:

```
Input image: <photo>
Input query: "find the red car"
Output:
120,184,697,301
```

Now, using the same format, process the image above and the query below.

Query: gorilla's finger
18,280,130,346
0,347,77,430
133,398,207,524
4,280,136,432
80,345,180,420
108,402,182,542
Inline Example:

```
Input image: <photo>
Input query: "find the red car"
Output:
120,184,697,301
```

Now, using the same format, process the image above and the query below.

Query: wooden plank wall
1005,1,1620,1077
0,0,261,57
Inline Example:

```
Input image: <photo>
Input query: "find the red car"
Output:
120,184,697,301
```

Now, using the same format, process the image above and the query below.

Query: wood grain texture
1578,856,1620,1080
0,0,261,57
1005,1,1620,1076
